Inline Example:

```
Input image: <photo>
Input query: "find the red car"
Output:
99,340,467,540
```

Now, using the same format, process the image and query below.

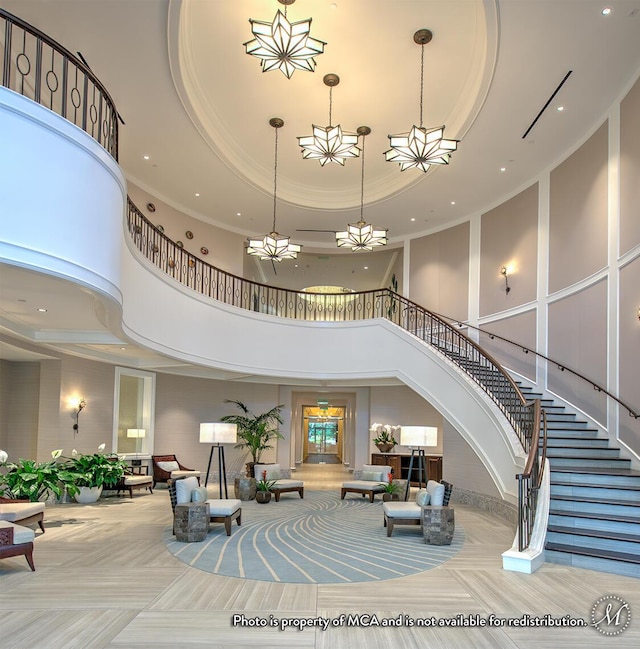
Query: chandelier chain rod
419,42,425,128
360,132,366,221
272,125,278,233
328,85,333,126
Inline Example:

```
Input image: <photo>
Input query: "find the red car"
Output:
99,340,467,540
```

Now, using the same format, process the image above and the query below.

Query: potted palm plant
221,400,285,477
66,447,127,503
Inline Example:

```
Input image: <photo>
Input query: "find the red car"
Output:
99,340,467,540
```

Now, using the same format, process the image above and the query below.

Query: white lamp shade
126,428,146,438
400,426,438,447
200,422,237,444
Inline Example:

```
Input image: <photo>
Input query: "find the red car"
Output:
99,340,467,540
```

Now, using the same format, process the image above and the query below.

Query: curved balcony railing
0,8,119,160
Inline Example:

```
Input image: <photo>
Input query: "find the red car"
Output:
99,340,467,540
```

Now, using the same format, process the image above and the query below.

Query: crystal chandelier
244,0,326,79
297,74,360,166
385,29,459,172
246,118,301,262
336,126,388,251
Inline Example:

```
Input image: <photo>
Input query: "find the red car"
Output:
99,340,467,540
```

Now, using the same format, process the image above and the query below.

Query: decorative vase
382,493,400,502
376,443,395,453
234,477,257,501
255,491,272,504
74,485,103,504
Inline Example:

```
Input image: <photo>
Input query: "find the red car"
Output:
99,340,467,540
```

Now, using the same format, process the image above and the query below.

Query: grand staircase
516,384,640,578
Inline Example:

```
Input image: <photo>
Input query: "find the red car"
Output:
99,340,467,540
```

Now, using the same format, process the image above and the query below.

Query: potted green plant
66,448,127,503
255,470,277,504
0,450,80,502
221,399,285,477
371,423,399,453
378,472,402,502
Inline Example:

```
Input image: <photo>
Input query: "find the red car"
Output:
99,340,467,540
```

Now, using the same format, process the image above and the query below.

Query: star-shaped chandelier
385,29,459,172
244,0,326,79
298,73,360,166
336,127,388,251
246,118,301,262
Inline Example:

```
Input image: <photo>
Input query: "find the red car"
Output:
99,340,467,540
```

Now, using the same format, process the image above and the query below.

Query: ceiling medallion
297,74,360,166
244,0,326,79
246,118,302,262
336,127,388,251
385,29,459,172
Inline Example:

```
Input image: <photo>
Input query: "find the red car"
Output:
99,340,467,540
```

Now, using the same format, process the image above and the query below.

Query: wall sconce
72,399,86,437
500,266,511,295
637,307,640,322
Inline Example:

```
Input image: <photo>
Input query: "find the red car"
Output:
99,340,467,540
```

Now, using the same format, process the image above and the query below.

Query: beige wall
0,360,40,460
480,184,538,316
548,280,608,425
479,310,537,382
409,222,469,319
549,123,609,293
620,76,640,254
619,258,640,450
127,183,245,277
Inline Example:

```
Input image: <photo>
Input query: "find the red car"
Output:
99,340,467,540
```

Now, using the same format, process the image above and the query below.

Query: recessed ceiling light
294,264,298,268
500,167,506,172
236,212,241,216
120,347,127,351
557,106,564,112
410,217,416,222
37,308,47,312
451,201,456,205
364,266,368,270
143,155,150,160
195,193,200,197
601,7,611,16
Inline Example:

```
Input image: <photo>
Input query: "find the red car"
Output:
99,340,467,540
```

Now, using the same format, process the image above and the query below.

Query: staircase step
545,544,640,578
551,481,640,502
542,437,609,448
545,447,621,458
551,467,640,488
547,456,630,469
545,420,592,430
547,525,640,555
550,494,640,517
549,509,640,535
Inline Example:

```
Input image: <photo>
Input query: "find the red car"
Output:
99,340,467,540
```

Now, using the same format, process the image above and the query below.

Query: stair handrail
516,403,548,551
0,8,119,160
434,313,639,420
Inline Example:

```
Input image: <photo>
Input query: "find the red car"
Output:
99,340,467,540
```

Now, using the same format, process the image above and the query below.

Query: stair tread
550,494,640,507
550,466,640,476
545,542,640,564
548,525,640,542
547,454,626,459
551,480,640,491
549,508,640,523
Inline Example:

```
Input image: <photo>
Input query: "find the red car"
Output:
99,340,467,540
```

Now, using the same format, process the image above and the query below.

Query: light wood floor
1,464,637,648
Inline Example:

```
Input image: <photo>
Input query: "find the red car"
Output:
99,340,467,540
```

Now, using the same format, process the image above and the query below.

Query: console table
371,453,442,484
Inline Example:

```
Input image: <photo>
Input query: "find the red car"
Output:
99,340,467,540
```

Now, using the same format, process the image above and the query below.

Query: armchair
152,454,200,488
253,464,304,502
0,520,36,571
0,497,45,533
341,464,393,503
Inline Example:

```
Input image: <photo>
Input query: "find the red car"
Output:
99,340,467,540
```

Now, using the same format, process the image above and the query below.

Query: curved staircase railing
0,8,119,160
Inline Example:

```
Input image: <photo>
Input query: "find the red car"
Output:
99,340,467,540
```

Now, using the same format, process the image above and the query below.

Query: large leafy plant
220,399,284,464
66,452,126,488
0,452,79,502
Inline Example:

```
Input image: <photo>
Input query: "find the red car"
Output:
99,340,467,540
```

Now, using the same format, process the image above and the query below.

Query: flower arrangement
371,423,400,449
378,471,401,495
255,470,277,492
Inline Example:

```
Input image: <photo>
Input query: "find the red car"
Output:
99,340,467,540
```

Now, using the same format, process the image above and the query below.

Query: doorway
303,405,345,464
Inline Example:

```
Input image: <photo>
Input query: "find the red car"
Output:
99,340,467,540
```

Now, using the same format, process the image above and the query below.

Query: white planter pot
74,485,103,504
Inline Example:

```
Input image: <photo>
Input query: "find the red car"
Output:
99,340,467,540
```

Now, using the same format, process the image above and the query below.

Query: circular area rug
164,490,464,584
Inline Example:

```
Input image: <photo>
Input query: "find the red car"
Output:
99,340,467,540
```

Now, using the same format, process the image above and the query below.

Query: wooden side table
174,502,209,542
